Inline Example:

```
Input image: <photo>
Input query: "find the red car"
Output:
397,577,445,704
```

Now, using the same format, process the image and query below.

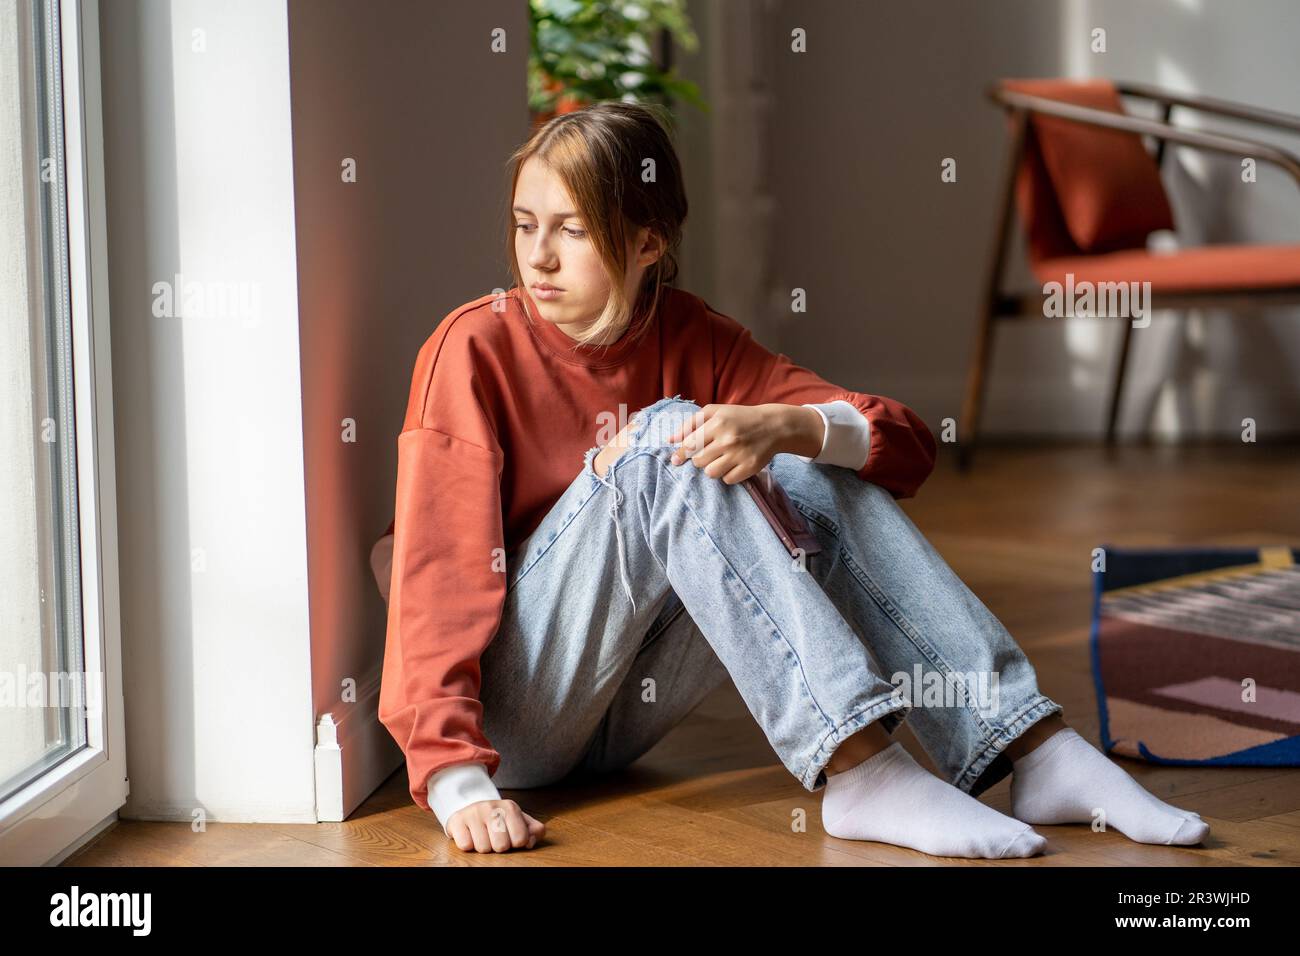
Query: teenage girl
376,101,1209,858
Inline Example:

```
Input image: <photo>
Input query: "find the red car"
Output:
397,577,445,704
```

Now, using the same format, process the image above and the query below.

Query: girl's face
513,156,660,342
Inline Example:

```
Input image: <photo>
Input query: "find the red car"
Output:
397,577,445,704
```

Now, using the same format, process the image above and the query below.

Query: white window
0,0,127,865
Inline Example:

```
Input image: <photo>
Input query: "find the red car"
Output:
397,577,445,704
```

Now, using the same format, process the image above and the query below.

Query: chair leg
959,303,998,471
1105,318,1135,446
960,108,1026,472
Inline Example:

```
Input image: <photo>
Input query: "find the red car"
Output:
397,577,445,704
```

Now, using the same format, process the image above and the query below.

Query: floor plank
66,442,1300,866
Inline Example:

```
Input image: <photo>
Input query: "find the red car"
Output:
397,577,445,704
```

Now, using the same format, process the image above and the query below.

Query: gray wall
285,0,528,746
688,0,1300,439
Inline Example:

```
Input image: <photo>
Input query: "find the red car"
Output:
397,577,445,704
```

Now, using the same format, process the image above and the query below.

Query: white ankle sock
820,740,1046,859
1009,727,1210,845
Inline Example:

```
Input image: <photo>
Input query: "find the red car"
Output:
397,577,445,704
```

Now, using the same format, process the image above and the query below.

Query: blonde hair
504,101,689,348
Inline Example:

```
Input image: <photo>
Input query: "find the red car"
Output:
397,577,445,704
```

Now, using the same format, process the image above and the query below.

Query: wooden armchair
959,78,1300,469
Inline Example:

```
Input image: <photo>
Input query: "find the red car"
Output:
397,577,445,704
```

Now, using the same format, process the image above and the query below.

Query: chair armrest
988,84,1300,188
1115,82,1300,135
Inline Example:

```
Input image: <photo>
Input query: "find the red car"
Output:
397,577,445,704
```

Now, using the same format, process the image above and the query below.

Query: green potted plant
528,0,708,129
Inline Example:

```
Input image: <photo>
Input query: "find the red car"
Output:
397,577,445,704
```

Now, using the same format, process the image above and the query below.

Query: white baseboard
314,664,402,822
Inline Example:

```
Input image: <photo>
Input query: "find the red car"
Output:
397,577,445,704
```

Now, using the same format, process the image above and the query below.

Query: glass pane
0,0,87,803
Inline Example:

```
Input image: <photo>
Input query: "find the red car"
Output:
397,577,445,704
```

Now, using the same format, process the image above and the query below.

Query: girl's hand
445,799,546,853
666,403,823,484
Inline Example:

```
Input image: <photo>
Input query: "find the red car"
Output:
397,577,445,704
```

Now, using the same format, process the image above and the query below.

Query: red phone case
742,466,822,558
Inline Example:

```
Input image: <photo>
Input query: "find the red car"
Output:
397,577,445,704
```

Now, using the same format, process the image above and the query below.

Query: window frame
0,0,128,866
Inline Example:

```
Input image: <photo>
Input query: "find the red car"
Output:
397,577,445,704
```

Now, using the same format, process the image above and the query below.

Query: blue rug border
1097,544,1290,592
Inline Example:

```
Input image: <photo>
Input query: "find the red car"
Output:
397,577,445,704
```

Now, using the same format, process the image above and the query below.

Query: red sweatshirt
378,284,936,821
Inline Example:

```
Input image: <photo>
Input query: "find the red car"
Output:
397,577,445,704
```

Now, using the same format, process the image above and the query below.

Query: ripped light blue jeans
477,396,1062,799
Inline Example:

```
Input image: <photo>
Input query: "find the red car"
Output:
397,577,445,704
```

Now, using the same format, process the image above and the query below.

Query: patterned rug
1091,545,1300,766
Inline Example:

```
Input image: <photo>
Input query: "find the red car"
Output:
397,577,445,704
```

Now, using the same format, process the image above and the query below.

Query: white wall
1058,0,1300,436
695,0,1300,439
100,0,316,822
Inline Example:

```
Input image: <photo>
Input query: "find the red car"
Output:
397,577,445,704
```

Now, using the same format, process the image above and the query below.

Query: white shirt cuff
792,400,871,470
426,762,501,836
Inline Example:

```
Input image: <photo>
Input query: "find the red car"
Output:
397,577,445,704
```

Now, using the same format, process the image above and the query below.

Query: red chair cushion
1032,244,1300,293
1002,78,1175,256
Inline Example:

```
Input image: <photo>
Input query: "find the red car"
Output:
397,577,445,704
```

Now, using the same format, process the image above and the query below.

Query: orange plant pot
532,72,589,129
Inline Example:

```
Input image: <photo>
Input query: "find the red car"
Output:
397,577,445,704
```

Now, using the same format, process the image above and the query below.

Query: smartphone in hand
742,465,822,558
